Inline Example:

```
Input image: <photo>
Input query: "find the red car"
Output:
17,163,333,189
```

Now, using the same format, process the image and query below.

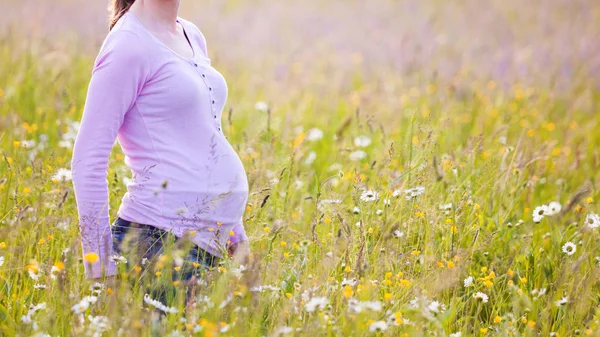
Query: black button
202,74,205,77
213,115,217,118
212,100,215,104
218,127,221,130
209,87,212,91
194,63,197,67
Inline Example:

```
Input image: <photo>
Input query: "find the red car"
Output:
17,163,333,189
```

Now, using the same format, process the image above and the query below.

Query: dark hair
109,0,136,30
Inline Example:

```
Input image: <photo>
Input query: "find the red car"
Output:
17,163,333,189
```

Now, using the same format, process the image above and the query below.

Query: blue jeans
111,216,219,312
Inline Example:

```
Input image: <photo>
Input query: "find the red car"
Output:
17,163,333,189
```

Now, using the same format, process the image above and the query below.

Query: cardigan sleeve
70,30,149,279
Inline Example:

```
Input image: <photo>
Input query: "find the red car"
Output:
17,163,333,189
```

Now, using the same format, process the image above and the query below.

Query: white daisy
562,242,576,255
368,320,388,332
532,205,549,223
463,276,474,287
354,135,372,148
392,230,404,238
352,206,360,214
254,101,268,112
304,296,329,312
306,128,324,141
473,292,489,303
0,256,4,266
52,168,72,182
585,213,600,229
555,296,568,306
360,189,379,202
404,186,425,200
143,293,178,313
349,150,367,161
547,201,562,216
303,151,317,165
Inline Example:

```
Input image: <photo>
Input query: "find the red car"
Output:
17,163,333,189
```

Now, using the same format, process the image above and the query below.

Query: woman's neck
129,0,181,34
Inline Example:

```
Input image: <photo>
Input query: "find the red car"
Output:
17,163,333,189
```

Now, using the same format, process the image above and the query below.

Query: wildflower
473,292,489,303
562,242,576,255
404,186,425,200
254,101,268,112
0,256,4,266
52,168,72,182
110,254,127,265
88,315,110,334
547,201,562,215
427,300,445,313
349,150,367,161
84,252,99,264
303,151,317,165
304,296,328,312
353,206,360,214
71,296,97,314
354,135,372,148
532,205,549,223
368,320,388,332
306,128,324,141
585,213,600,229
392,230,404,238
360,189,379,202
143,293,178,313
376,209,383,215
273,326,294,336
449,333,462,337
555,296,568,306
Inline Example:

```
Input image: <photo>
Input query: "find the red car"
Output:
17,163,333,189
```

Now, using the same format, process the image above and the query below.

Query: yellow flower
23,187,31,194
155,271,162,276
344,266,352,273
173,280,180,286
494,315,502,323
263,227,270,233
415,211,424,217
480,327,488,334
587,197,594,204
411,250,420,256
229,230,235,237
450,226,457,233
174,266,181,271
447,261,455,269
285,293,293,299
53,261,65,271
343,285,353,298
384,293,393,301
13,141,20,147
280,241,287,247
84,253,99,264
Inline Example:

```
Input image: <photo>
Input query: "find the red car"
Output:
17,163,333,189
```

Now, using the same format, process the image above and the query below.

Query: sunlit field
1,0,600,336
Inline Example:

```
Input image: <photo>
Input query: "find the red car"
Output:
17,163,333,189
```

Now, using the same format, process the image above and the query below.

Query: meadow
1,0,600,336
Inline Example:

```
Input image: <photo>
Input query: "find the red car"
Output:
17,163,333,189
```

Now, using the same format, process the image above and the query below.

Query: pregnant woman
70,0,251,306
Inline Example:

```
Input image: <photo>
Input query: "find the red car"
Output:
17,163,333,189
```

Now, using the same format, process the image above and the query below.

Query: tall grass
1,0,600,336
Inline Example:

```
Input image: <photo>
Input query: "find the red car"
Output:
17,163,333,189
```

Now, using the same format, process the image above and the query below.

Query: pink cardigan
71,11,249,279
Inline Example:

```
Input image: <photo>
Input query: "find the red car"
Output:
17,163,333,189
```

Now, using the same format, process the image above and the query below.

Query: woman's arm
70,29,149,279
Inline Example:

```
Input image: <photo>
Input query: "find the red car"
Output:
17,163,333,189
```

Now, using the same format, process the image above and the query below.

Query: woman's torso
109,12,249,256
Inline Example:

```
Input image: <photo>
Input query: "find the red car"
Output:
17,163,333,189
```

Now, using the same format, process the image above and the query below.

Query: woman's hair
109,0,136,30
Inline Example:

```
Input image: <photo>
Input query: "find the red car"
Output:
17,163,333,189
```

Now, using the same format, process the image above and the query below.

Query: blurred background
2,0,599,98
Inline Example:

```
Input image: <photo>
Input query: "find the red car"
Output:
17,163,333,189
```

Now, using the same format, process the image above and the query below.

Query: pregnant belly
163,139,249,228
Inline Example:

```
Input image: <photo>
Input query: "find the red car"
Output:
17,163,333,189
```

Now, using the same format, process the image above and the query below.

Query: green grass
2,21,600,337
